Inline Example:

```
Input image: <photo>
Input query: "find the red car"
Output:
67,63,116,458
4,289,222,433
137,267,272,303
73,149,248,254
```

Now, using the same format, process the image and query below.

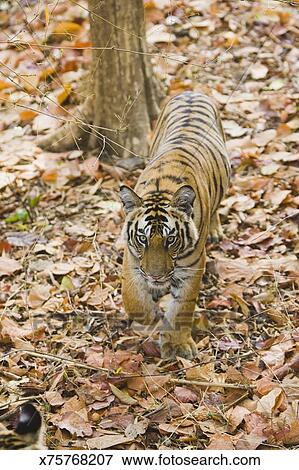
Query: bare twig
170,378,254,390
8,349,108,373
0,395,44,413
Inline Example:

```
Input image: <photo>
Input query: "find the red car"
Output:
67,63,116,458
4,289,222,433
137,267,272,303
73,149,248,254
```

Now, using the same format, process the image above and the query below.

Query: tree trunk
37,0,163,166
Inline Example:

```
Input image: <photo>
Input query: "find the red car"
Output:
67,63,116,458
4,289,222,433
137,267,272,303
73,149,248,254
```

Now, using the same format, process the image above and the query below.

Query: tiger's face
120,185,198,288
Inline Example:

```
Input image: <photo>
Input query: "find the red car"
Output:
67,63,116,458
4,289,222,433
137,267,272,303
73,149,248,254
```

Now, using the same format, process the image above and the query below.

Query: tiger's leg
208,211,223,243
160,253,206,360
122,248,157,325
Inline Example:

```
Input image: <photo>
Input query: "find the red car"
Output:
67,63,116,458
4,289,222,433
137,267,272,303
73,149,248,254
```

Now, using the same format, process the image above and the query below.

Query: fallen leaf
87,434,132,449
226,405,250,432
159,422,195,436
174,386,198,403
223,120,248,137
244,412,268,436
53,411,93,437
45,391,64,406
51,262,75,275
146,25,176,44
0,316,45,342
261,346,285,368
53,21,82,36
234,432,266,450
110,384,137,405
33,113,59,132
57,84,72,105
0,256,22,276
60,276,75,291
125,420,148,439
268,79,285,90
186,362,214,381
261,162,280,176
27,285,51,308
0,171,16,190
256,388,284,417
282,420,299,445
207,433,235,450
6,232,46,247
252,129,276,147
65,224,94,237
19,109,38,122
218,336,242,351
0,80,15,91
86,285,111,306
250,63,268,79
266,189,291,207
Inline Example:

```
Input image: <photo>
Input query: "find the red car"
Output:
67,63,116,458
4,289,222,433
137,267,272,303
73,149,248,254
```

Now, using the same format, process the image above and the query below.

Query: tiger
119,91,230,360
0,403,45,450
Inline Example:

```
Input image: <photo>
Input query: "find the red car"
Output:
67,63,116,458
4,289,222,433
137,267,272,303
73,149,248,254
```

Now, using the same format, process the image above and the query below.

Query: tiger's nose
148,272,172,281
149,274,162,280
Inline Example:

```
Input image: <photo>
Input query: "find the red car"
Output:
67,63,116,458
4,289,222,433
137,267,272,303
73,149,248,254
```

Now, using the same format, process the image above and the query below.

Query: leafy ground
0,0,299,450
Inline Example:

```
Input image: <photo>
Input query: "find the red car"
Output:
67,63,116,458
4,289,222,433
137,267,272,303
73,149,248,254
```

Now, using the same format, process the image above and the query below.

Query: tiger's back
120,91,230,360
137,91,230,226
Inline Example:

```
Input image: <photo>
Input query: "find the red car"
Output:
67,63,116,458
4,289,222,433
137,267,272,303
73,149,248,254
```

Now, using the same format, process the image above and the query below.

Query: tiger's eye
138,235,147,243
167,235,175,244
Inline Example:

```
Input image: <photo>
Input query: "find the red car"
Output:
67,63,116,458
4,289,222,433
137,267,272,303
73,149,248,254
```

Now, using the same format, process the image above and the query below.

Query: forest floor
0,0,299,450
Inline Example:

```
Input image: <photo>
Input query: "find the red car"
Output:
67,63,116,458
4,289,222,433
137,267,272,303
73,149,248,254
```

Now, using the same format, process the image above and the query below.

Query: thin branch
0,395,44,413
242,0,299,6
170,378,254,390
263,0,299,6
8,348,108,373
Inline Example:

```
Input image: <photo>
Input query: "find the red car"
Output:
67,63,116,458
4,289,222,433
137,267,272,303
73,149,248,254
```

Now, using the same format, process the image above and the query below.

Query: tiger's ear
119,185,142,214
171,185,195,217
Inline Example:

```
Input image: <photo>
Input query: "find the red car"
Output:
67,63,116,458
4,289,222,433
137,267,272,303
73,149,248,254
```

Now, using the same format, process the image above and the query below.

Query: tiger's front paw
160,332,197,360
208,225,223,243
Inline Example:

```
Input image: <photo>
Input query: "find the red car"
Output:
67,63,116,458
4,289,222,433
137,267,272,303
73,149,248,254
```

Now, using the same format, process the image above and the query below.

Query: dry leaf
223,120,248,137
261,162,280,176
244,412,268,436
146,25,176,44
27,285,51,308
174,386,198,403
33,113,59,132
0,80,15,91
227,405,250,432
0,316,45,342
53,21,82,36
0,256,22,276
282,420,299,446
45,391,64,407
256,388,284,417
252,129,276,147
110,384,137,405
266,189,291,207
53,411,93,437
250,63,268,79
125,420,148,439
87,434,132,449
235,432,266,450
207,433,235,450
51,262,75,275
19,109,38,122
0,171,16,190
57,84,72,105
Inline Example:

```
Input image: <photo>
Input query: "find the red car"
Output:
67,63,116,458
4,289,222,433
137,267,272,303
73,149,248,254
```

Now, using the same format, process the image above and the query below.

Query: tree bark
37,0,163,165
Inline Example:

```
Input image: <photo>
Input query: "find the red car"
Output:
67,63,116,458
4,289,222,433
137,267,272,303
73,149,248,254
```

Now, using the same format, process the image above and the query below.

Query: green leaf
60,275,75,291
5,208,29,223
28,194,41,208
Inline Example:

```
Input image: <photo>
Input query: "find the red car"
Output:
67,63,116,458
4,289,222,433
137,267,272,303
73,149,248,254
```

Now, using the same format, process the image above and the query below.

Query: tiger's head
120,185,198,288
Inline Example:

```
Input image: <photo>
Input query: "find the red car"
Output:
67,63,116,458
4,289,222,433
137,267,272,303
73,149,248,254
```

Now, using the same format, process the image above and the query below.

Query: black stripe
160,174,187,184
